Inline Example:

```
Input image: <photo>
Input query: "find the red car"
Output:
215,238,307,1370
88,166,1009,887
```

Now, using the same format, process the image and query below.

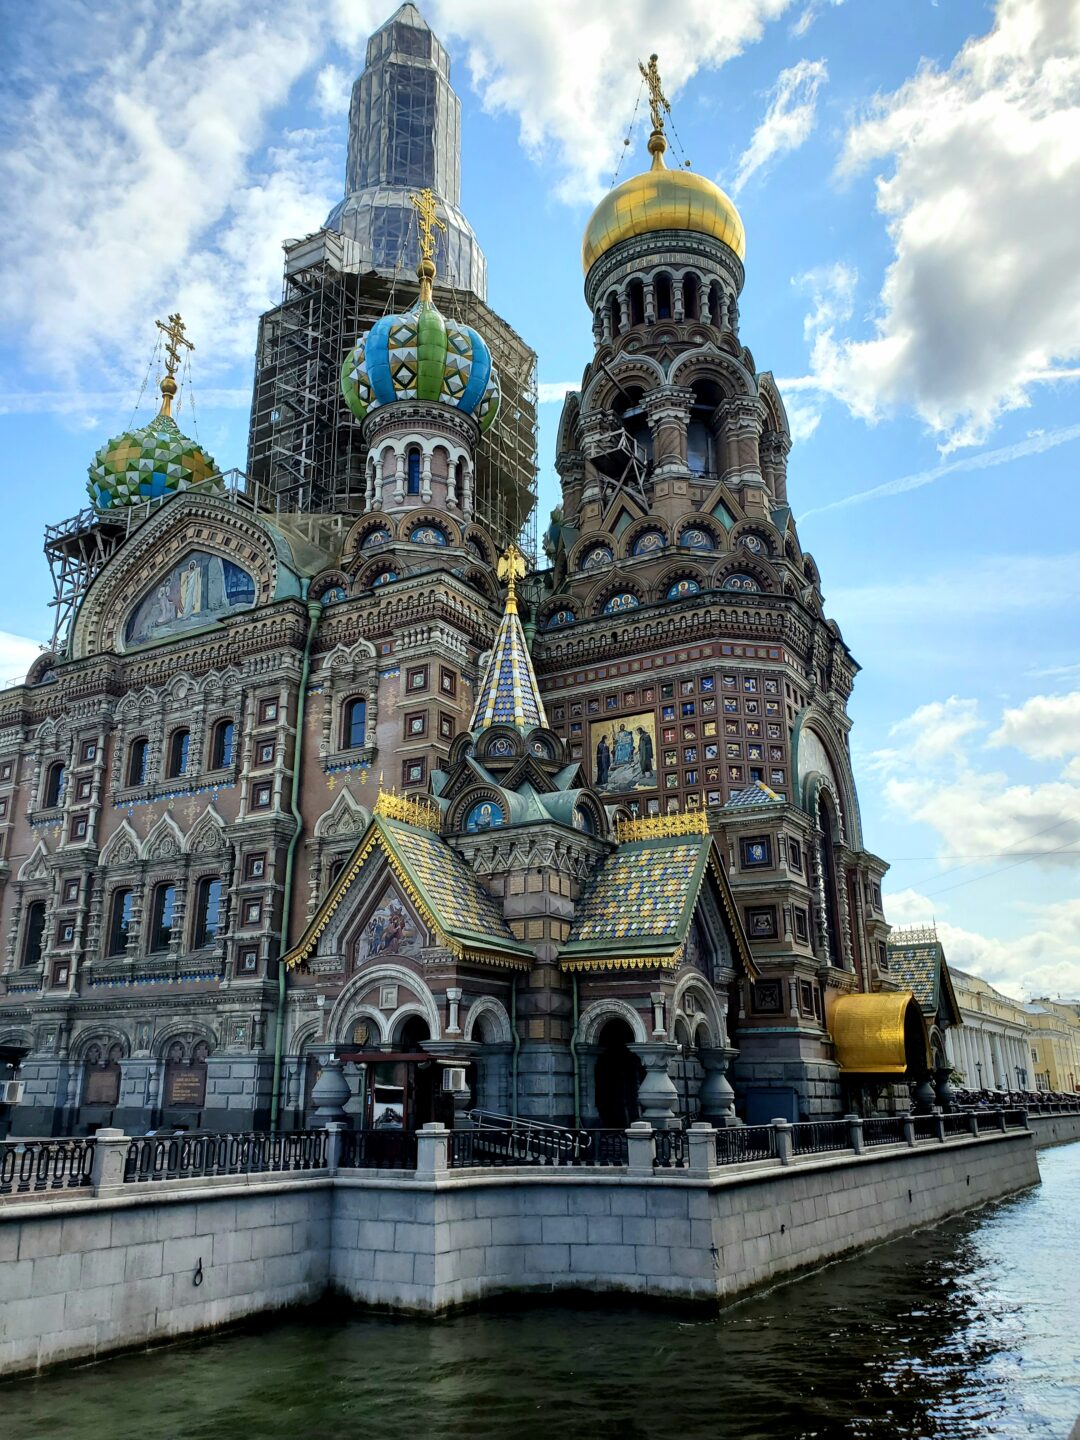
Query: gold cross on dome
639,53,670,134
410,188,447,264
155,312,194,379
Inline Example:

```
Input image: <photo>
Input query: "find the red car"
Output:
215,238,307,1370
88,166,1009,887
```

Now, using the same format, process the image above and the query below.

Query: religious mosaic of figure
355,889,422,961
465,798,504,832
124,552,256,646
590,710,657,793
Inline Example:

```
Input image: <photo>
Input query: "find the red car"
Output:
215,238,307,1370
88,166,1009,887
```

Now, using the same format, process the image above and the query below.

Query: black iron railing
911,1115,939,1142
862,1117,906,1147
123,1130,327,1183
790,1120,850,1156
339,1129,418,1171
941,1113,974,1138
715,1125,775,1165
652,1129,690,1169
581,1129,630,1166
0,1138,95,1196
448,1127,590,1169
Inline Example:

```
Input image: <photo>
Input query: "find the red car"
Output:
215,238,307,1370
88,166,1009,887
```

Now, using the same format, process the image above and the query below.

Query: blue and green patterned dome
88,411,221,511
341,293,500,433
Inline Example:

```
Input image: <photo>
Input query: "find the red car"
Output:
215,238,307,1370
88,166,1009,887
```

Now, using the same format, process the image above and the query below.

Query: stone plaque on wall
84,1066,120,1106
165,1063,207,1108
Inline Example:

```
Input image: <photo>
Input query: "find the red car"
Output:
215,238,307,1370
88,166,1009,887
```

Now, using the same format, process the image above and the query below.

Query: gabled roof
560,831,755,974
283,813,531,970
887,935,962,1028
469,568,547,731
724,780,783,809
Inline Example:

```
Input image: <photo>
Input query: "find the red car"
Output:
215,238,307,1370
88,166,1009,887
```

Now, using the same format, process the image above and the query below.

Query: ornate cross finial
496,542,528,615
639,53,670,135
410,187,446,301
154,312,193,417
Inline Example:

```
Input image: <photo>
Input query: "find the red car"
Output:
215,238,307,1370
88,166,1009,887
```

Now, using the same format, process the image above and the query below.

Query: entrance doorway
594,1019,643,1128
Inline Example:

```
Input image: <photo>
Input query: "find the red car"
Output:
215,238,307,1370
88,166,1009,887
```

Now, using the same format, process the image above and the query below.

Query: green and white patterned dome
88,410,220,511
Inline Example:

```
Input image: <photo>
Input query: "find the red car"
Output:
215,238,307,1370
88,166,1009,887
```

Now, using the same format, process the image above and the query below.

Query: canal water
3,1144,1078,1440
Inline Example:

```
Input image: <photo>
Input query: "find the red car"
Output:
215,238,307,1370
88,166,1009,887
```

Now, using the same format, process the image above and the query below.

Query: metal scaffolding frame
246,229,538,557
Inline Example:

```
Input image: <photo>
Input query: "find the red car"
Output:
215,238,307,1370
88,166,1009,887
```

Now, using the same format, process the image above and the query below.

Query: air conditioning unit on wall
441,1067,468,1094
0,1080,25,1105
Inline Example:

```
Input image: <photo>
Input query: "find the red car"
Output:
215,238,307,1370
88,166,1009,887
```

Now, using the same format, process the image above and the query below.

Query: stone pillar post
643,278,656,324
323,1120,346,1175
902,1114,916,1147
393,452,406,504
687,1121,715,1176
643,387,694,479
91,1128,129,1195
416,1122,449,1179
630,1043,680,1130
772,1118,793,1166
845,1113,864,1155
625,1120,655,1176
697,1047,737,1127
421,451,433,502
446,987,463,1036
718,397,767,515
759,429,791,505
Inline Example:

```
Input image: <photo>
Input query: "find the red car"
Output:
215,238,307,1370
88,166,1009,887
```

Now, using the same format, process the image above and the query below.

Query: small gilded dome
87,412,220,511
582,138,745,276
341,292,500,433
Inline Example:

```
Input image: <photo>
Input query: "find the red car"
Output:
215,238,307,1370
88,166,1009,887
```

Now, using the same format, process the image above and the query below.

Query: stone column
90,1128,129,1195
686,1122,715,1176
717,397,767,515
697,1047,737,1127
625,1120,655,1176
759,428,791,505
644,387,694,479
630,1042,680,1130
393,452,406,504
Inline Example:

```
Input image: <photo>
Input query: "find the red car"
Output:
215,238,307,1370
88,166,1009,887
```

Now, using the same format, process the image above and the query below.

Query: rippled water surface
3,1144,1079,1440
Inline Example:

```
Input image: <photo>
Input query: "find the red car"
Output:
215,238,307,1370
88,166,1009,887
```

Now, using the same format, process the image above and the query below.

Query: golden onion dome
582,132,745,276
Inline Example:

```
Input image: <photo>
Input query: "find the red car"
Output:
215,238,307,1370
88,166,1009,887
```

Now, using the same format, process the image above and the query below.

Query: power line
911,835,1080,900
896,814,1079,890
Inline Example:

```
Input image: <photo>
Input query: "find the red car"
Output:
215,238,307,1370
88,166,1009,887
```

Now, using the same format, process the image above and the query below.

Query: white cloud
784,398,821,442
797,422,1080,519
791,0,845,37
732,58,828,194
828,551,1080,623
991,691,1080,760
888,696,984,765
537,381,577,405
0,631,46,688
800,0,1080,449
884,887,1080,1001
314,63,352,117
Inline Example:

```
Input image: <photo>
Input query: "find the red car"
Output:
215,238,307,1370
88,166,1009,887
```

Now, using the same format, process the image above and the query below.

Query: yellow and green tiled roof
887,938,961,1025
284,813,530,969
561,835,712,968
470,596,547,731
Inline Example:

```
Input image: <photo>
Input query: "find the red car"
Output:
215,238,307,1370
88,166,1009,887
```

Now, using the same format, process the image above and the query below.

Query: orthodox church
0,6,942,1138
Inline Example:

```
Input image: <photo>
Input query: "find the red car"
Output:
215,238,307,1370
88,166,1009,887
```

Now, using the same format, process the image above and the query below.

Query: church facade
0,6,933,1140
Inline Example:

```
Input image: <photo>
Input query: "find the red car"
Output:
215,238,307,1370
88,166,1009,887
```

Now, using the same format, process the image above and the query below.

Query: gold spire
410,187,446,302
154,312,193,418
638,52,670,169
496,542,527,616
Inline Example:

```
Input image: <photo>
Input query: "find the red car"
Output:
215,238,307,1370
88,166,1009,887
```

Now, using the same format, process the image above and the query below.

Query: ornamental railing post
625,1121,656,1176
686,1121,716,1177
845,1114,865,1155
902,1114,916,1148
967,1111,980,1137
90,1128,129,1195
772,1119,793,1167
415,1122,449,1179
324,1121,345,1175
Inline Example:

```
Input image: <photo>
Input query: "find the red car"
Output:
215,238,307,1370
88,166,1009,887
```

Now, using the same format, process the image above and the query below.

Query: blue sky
1,0,1078,998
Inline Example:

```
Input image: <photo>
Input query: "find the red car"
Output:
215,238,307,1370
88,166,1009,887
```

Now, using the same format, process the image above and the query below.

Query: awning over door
831,991,931,1075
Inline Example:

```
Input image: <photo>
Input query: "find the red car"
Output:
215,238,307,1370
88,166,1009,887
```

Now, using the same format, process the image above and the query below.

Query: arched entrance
594,1018,644,1128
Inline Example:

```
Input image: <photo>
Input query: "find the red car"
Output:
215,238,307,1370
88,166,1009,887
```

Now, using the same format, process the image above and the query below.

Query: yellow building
1024,1000,1080,1094
946,969,1032,1091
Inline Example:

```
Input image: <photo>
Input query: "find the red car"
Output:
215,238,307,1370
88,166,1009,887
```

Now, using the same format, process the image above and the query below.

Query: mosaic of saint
589,709,657,794
124,552,256,646
355,887,424,963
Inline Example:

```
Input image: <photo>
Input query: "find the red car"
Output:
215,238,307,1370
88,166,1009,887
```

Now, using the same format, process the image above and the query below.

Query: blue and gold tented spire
469,544,548,732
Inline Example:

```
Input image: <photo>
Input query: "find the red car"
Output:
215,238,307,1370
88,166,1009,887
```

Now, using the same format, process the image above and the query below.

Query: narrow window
683,273,700,321
193,877,223,948
628,279,645,327
127,737,149,787
709,283,722,328
407,449,421,496
43,762,65,808
167,728,190,779
22,901,46,966
211,719,235,770
149,883,176,953
107,888,134,957
344,697,367,750
655,274,672,319
608,292,621,336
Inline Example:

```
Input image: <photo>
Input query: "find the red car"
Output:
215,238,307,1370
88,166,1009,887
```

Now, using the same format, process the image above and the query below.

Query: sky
0,0,1078,1001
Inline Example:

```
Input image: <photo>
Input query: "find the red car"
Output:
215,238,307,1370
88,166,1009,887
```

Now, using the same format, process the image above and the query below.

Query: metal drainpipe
270,583,321,1131
510,974,520,1120
570,971,581,1128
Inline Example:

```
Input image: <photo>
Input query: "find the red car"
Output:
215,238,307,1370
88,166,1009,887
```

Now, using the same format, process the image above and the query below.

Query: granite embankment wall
1029,1112,1080,1149
0,1129,1038,1377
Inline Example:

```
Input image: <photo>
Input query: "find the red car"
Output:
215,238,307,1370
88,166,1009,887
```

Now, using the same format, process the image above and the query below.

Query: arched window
107,888,134,957
687,420,712,476
628,278,645,327
708,283,722,327
655,273,672,320
22,901,46,966
326,856,347,892
127,737,149,787
683,273,700,321
343,697,367,750
406,448,421,496
43,761,65,808
167,728,190,779
211,719,235,770
608,291,621,336
193,877,223,949
149,883,176,953
455,457,465,495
